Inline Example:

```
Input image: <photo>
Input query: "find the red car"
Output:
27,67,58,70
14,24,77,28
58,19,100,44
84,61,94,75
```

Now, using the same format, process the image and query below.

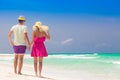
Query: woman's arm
8,31,14,46
44,31,51,40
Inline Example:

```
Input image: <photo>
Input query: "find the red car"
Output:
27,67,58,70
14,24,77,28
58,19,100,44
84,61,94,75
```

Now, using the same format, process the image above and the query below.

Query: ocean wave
0,54,99,60
0,54,31,61
112,61,120,65
48,55,97,59
0,57,14,61
96,60,120,65
93,53,98,55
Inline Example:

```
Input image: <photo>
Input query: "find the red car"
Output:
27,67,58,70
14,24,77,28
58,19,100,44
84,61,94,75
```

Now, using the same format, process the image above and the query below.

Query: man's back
11,24,27,46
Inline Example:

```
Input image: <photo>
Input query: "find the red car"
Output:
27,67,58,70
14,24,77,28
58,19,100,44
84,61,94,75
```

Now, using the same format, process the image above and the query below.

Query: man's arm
8,31,14,46
24,33,31,51
24,33,30,45
30,31,35,46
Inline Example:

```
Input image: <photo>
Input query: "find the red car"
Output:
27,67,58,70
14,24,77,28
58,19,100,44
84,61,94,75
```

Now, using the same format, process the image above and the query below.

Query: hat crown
35,21,42,27
33,22,49,32
18,16,25,20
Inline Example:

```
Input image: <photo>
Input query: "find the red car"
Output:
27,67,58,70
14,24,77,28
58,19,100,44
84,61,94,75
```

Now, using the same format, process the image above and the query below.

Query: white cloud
61,38,73,45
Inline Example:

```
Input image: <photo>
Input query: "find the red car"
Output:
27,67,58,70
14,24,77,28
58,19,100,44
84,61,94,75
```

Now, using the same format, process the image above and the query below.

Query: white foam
112,61,120,65
0,57,14,61
93,53,98,55
97,60,120,65
0,54,98,60
48,55,97,59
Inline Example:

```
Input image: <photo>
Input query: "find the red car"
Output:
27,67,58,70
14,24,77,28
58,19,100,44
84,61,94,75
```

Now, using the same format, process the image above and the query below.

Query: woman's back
33,30,46,43
34,29,45,38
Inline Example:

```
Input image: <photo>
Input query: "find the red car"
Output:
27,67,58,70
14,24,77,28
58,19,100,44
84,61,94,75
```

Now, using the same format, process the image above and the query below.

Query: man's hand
8,31,14,46
10,41,14,46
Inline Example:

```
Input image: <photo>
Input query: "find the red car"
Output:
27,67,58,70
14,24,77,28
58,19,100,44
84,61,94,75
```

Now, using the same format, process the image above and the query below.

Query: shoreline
0,54,120,80
0,60,84,80
0,54,84,80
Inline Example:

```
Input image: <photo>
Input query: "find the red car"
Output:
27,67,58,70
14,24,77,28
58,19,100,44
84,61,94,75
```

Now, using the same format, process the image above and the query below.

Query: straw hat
18,16,26,20
41,25,49,32
33,21,49,32
35,21,42,28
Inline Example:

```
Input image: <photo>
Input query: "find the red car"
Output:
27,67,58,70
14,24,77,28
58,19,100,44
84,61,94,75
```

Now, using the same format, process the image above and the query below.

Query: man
8,16,30,75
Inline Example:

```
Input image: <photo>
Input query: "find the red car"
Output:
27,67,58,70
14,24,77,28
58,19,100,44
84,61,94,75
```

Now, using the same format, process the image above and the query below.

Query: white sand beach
0,54,83,80
0,54,120,80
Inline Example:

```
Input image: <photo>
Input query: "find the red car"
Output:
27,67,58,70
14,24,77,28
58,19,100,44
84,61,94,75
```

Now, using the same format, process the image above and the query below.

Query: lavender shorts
13,46,26,54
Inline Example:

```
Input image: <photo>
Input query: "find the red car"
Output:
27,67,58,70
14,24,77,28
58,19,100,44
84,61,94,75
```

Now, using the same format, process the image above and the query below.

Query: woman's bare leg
14,54,18,74
39,57,43,77
18,54,24,75
34,57,38,76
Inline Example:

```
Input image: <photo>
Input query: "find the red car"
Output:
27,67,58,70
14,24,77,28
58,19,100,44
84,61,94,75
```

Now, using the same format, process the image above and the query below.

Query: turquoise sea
1,53,120,79
2,53,120,71
25,53,120,78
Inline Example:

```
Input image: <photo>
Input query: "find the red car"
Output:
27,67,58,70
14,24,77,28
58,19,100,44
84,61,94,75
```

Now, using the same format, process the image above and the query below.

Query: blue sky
0,0,120,53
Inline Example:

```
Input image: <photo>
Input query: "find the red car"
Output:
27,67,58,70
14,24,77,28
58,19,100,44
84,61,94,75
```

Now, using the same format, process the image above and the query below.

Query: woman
30,21,50,77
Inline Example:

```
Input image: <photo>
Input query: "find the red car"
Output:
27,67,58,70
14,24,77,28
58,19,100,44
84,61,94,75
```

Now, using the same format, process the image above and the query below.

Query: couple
8,16,50,77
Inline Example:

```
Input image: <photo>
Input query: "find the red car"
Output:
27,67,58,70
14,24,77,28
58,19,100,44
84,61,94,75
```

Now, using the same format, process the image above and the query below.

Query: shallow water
1,53,120,80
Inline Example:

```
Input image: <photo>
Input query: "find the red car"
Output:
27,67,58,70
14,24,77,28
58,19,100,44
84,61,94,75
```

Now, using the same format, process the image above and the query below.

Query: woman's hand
27,44,31,51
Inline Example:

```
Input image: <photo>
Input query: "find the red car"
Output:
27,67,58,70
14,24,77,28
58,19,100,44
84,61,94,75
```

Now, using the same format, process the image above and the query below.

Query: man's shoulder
11,25,17,29
12,24,19,27
15,24,27,27
22,25,27,28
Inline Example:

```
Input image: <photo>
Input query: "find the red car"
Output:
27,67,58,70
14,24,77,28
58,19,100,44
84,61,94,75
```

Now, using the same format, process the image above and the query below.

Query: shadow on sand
22,73,56,80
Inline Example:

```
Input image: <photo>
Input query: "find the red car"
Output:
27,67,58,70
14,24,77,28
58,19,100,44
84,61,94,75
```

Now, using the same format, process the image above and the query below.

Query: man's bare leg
18,54,24,75
14,54,18,74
